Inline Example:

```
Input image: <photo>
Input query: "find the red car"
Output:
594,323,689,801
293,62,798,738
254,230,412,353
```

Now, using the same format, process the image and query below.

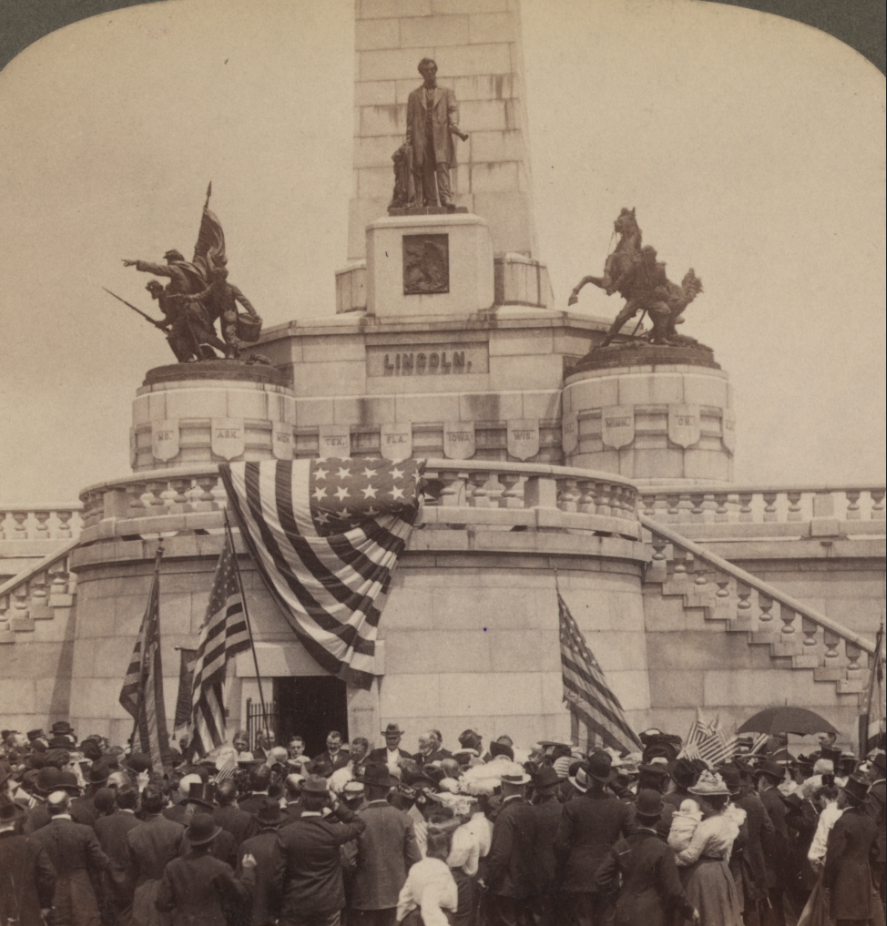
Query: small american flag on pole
221,458,422,690
558,589,641,755
119,549,169,772
188,533,250,756
680,709,738,767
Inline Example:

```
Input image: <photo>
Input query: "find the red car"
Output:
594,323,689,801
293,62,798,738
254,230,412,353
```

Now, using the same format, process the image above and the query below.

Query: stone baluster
845,642,864,680
738,492,754,523
193,476,220,511
786,491,803,522
467,472,492,508
672,547,689,577
11,585,29,622
609,484,624,518
486,475,505,508
144,481,168,513
498,474,523,509
712,493,728,523
622,487,637,517
12,511,28,539
49,561,69,598
871,489,885,520
557,478,580,513
29,575,49,613
735,581,752,616
844,490,861,520
0,595,8,630
641,493,656,517
647,534,668,584
715,575,731,599
763,491,778,522
576,480,595,515
693,556,708,588
801,616,819,648
57,510,74,538
34,512,51,539
128,482,148,514
438,472,465,508
758,594,774,624
666,493,681,522
0,512,5,540
823,629,840,662
170,478,191,508
690,492,706,520
779,605,797,636
594,483,611,518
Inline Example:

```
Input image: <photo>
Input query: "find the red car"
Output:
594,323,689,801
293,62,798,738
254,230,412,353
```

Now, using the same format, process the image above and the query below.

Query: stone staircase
641,514,877,708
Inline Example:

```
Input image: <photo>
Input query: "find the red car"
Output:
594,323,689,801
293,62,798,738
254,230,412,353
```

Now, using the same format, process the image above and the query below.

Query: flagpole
861,617,885,756
223,510,269,740
131,544,163,751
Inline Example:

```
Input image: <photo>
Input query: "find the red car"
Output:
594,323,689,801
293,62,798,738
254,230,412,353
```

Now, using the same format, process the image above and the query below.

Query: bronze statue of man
405,58,467,209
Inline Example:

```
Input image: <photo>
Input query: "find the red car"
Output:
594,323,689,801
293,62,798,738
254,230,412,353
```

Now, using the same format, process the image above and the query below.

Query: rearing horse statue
567,207,642,305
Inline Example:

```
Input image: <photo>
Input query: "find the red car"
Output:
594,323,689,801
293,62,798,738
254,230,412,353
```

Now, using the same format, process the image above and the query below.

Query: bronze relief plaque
403,234,449,295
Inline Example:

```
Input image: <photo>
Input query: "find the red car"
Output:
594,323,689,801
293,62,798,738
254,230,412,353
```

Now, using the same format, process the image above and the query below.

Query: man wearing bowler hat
554,751,635,926
0,796,56,926
527,766,564,926
156,813,256,926
22,766,63,835
595,789,698,926
865,751,886,913
755,760,790,926
349,763,421,925
237,797,287,926
368,725,411,776
178,783,237,867
823,776,880,926
273,774,367,926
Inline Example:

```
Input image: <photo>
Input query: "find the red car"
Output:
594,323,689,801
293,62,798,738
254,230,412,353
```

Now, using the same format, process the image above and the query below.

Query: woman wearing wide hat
670,771,744,925
156,813,256,926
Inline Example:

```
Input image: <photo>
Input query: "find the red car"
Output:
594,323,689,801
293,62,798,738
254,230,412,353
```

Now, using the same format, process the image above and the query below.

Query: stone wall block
360,104,406,137
469,129,524,163
453,74,515,101
353,135,405,169
460,99,507,132
682,374,728,407
354,80,398,106
226,389,269,421
360,47,435,81
489,355,561,391
355,16,401,50
400,14,470,46
431,0,507,14
358,166,397,200
489,630,560,672
386,629,491,674
395,393,461,423
441,671,543,716
648,668,705,708
379,673,441,718
163,388,228,420
469,11,516,43
292,361,367,398
440,43,511,78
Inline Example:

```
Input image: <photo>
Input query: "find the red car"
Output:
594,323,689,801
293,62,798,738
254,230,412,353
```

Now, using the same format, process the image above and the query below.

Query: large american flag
558,590,641,755
189,533,250,756
221,458,422,690
119,553,169,772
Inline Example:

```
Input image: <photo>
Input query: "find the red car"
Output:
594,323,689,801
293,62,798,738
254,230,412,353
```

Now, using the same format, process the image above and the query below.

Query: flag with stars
220,458,423,689
558,590,641,755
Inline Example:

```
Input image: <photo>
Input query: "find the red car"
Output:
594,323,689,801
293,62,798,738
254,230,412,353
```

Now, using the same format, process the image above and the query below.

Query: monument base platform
387,206,470,217
568,342,720,375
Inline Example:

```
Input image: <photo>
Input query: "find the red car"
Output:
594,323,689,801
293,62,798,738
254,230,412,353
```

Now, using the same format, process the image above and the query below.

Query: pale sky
0,0,884,505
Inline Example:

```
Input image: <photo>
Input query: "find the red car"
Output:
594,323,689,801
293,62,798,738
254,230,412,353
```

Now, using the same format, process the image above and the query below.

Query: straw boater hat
688,770,732,797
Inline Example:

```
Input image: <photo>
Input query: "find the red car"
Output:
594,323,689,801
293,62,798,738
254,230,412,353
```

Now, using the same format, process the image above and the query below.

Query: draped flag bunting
119,550,169,772
859,622,886,755
557,590,642,755
189,533,250,756
220,458,423,690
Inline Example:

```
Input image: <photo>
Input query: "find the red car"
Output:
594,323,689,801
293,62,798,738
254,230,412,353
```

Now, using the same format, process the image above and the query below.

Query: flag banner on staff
173,648,198,735
220,458,423,690
189,533,250,757
680,709,738,767
118,550,169,772
557,589,642,755
859,621,886,754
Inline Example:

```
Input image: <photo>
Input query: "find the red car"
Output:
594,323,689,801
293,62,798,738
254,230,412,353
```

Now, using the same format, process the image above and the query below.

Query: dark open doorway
273,676,348,758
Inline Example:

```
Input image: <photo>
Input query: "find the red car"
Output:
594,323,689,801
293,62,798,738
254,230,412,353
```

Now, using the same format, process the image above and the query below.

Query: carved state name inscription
605,416,632,428
366,343,489,377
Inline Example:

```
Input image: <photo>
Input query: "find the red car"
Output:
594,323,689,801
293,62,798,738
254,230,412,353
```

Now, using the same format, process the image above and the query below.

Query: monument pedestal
366,212,494,317
562,347,735,484
131,362,296,470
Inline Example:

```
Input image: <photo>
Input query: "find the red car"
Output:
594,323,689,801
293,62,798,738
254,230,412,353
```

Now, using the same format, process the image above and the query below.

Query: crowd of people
0,720,884,926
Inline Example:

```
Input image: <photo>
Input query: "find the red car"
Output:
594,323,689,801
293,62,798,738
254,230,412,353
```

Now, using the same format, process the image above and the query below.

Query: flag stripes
189,533,250,756
558,590,641,755
118,554,169,772
681,710,738,767
221,459,421,690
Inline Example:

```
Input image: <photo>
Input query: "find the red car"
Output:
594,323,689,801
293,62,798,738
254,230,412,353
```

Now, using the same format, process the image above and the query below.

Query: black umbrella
737,707,839,737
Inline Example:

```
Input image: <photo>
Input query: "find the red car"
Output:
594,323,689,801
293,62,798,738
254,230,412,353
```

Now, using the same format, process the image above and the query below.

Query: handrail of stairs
0,537,81,599
640,513,876,654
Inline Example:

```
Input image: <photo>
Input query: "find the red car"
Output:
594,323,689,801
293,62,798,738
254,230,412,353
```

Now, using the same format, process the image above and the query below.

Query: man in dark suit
554,753,635,926
273,774,366,926
312,732,351,779
482,769,535,926
213,780,258,849
238,767,276,817
595,789,698,926
282,775,305,826
349,764,421,925
723,765,771,926
236,798,286,926
404,58,467,208
29,790,110,926
413,731,452,770
22,766,63,835
527,766,563,926
94,787,141,925
367,725,411,776
866,752,886,913
823,776,879,926
756,760,790,926
125,784,184,926
156,814,255,926
0,797,56,926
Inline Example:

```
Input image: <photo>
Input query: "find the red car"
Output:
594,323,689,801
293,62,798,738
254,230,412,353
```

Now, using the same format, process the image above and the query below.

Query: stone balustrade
0,507,83,542
639,484,885,537
78,460,642,541
641,514,877,697
0,543,79,642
